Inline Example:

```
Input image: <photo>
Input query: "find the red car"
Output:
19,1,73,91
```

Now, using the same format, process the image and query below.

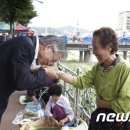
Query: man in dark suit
0,35,67,121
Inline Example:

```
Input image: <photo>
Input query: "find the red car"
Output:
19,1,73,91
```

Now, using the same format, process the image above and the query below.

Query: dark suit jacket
0,36,46,117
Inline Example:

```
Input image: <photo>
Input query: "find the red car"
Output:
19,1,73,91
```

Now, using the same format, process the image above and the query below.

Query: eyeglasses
37,49,57,66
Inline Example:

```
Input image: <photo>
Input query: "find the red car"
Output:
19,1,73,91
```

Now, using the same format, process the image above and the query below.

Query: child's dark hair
48,83,62,96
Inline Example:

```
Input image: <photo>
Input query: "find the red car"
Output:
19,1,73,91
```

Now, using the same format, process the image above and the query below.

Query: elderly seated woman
45,83,75,127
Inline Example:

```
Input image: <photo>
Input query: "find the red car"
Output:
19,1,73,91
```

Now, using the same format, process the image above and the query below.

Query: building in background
118,11,130,36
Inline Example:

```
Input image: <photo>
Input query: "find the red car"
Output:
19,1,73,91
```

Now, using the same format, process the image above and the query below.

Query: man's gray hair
39,35,67,59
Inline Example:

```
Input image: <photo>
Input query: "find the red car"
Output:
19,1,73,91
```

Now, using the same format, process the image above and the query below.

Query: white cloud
29,0,130,30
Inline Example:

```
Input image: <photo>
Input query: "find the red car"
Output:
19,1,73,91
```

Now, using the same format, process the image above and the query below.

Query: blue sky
29,0,130,30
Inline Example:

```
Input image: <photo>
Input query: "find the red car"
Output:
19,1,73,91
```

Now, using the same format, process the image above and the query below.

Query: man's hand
96,96,111,109
42,66,58,79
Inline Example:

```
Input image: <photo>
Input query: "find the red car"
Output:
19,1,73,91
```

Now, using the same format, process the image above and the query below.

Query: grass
61,60,94,73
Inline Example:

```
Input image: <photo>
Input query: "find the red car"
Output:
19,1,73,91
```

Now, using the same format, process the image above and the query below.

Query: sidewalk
0,91,26,130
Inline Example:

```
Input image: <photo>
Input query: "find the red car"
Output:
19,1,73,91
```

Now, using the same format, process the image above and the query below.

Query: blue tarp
82,36,92,44
83,36,130,45
59,35,68,45
117,37,130,44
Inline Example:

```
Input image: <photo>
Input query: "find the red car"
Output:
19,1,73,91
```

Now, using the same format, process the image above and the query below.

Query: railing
57,62,96,123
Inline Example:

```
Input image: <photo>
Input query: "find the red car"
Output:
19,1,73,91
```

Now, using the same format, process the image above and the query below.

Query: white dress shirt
30,35,41,70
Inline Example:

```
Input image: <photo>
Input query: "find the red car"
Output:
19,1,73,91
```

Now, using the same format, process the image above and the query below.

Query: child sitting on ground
45,83,74,127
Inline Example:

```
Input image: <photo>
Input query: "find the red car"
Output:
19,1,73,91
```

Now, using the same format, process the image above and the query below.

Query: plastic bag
12,102,44,125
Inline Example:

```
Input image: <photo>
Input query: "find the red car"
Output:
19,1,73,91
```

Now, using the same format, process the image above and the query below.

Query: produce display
19,95,33,105
23,111,38,119
24,96,33,103
21,119,60,130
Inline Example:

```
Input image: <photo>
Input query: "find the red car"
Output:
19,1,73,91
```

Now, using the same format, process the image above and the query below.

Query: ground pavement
0,91,26,130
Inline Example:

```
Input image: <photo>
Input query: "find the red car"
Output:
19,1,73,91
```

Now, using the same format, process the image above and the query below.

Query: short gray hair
39,35,67,59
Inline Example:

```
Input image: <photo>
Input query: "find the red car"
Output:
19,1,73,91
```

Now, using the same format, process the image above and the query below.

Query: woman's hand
56,70,75,85
42,65,75,85
96,96,111,109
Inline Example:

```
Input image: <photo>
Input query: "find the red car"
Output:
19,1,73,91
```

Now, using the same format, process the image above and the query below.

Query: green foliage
0,0,37,33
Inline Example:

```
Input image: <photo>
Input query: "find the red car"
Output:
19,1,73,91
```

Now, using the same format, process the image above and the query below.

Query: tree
17,1,37,26
0,0,37,35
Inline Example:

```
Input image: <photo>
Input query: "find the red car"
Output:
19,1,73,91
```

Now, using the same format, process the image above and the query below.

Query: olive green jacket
73,56,130,113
